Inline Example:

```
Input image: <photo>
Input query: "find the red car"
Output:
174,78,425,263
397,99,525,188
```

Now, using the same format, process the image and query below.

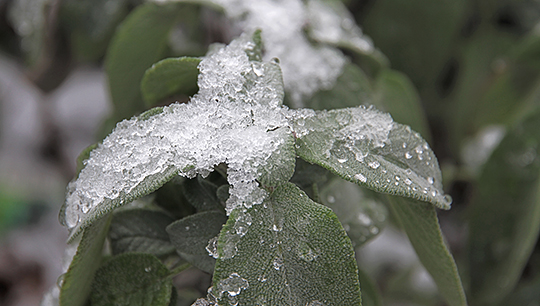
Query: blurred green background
1,0,540,305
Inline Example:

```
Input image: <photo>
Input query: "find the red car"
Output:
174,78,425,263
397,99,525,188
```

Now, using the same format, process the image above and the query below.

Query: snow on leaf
64,34,293,240
64,31,449,243
288,106,453,209
155,0,373,107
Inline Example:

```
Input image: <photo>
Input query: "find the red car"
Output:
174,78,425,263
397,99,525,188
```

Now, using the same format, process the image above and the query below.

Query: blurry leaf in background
373,69,431,141
91,253,173,306
387,196,467,306
212,183,361,305
109,208,175,256
382,264,439,306
469,31,540,133
60,0,130,62
319,178,388,248
59,216,111,306
0,187,27,234
141,57,201,107
467,109,540,306
357,268,383,306
7,0,71,91
7,0,52,66
361,0,467,108
307,63,374,111
499,273,540,306
105,2,182,122
450,27,529,150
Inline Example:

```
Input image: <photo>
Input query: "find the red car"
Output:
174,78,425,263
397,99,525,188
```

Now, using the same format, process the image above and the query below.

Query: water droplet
357,213,372,226
144,266,152,272
443,194,453,205
272,224,282,232
273,257,283,270
405,152,412,159
404,178,412,185
217,273,249,298
81,204,90,214
415,146,424,154
297,244,318,262
206,237,219,258
337,158,348,163
258,274,267,282
327,195,336,203
368,161,380,169
56,273,65,288
427,177,435,185
185,226,190,231
402,142,408,149
355,173,367,183
369,226,379,235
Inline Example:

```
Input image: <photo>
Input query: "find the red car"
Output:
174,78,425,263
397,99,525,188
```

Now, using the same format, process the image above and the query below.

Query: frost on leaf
156,0,373,107
64,34,293,239
288,107,453,209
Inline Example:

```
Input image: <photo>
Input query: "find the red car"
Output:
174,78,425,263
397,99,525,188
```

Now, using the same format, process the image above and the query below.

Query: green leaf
181,176,224,212
166,211,228,273
290,159,330,202
105,2,182,121
358,269,383,306
292,106,452,209
319,178,388,247
63,35,289,240
211,183,361,305
154,177,196,219
258,127,296,187
60,0,129,61
109,209,175,256
498,274,540,306
141,57,201,107
373,69,431,141
449,29,518,149
307,63,374,111
91,253,173,306
471,32,540,132
468,109,540,305
387,196,467,306
59,215,111,306
362,0,466,99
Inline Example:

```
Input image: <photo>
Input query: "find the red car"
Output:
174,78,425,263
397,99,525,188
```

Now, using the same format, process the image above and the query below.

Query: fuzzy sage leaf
388,196,467,306
90,253,173,306
289,106,452,209
211,183,361,305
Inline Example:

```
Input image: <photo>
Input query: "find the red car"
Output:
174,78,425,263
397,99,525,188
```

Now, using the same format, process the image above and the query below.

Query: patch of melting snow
64,35,287,233
155,0,372,107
